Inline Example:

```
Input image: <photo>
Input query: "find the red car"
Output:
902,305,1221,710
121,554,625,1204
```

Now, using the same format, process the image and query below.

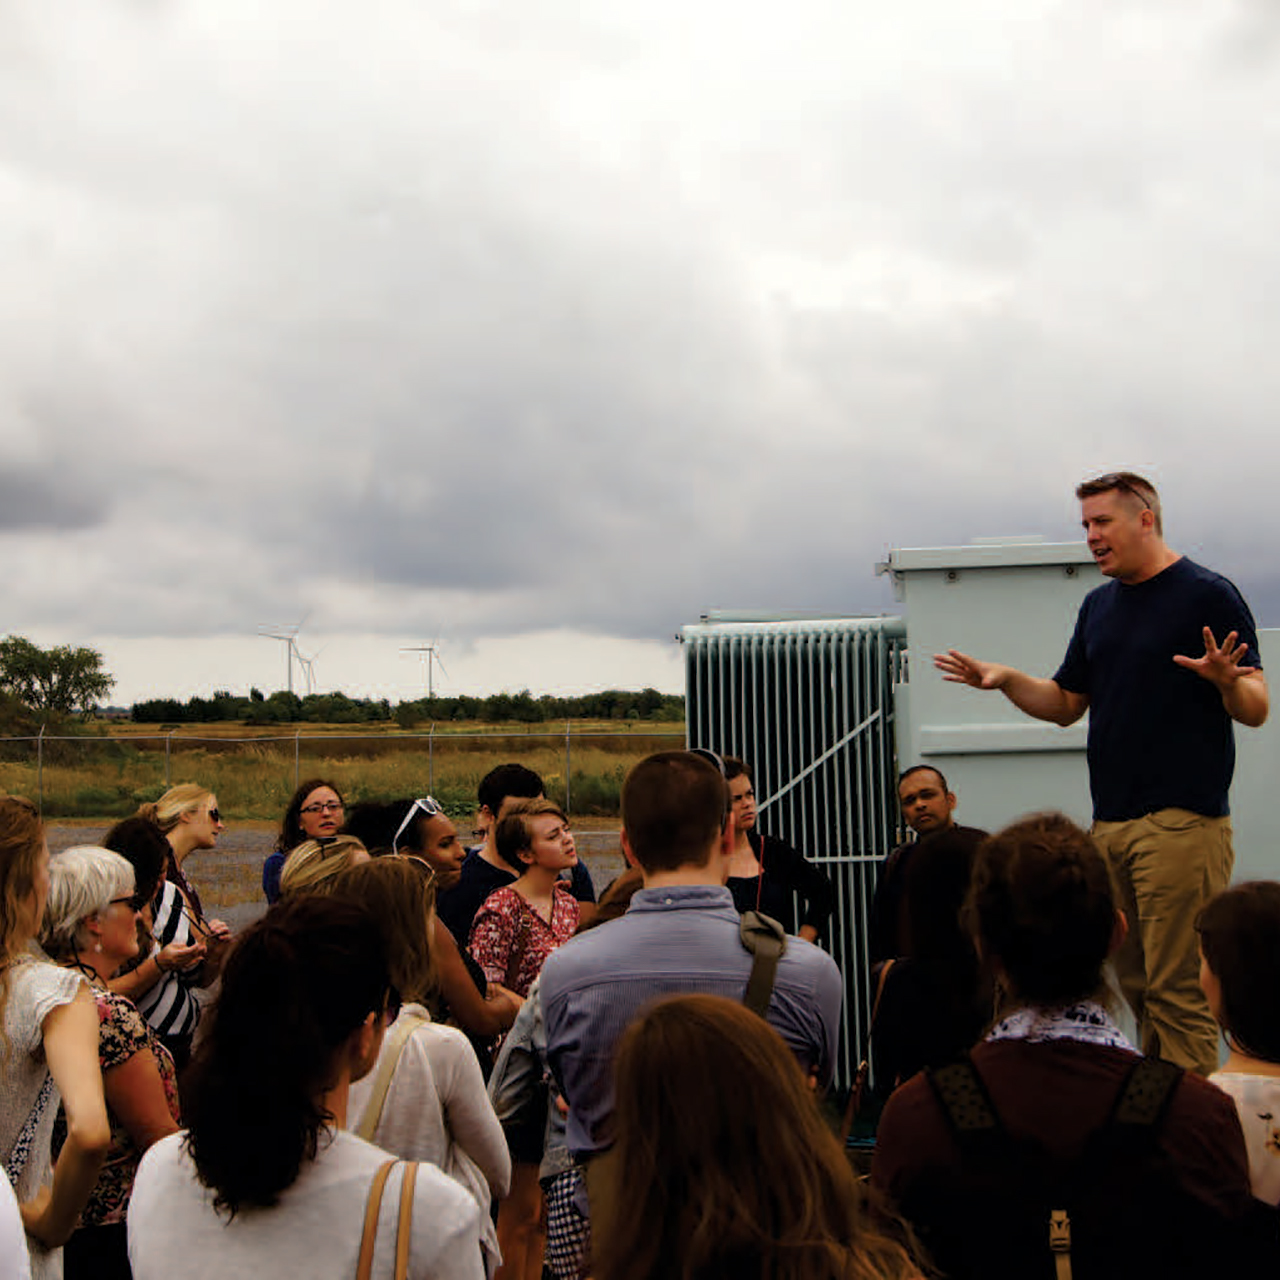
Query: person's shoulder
539,915,628,991
135,1130,188,1189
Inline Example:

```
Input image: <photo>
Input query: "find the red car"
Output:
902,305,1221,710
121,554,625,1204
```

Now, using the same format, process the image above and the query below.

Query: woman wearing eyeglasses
262,779,346,905
127,894,484,1280
41,846,181,1280
132,786,232,1070
336,857,510,1279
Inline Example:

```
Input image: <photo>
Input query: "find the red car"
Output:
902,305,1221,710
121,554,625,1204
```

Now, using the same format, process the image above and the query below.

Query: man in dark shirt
870,765,985,966
935,472,1269,1075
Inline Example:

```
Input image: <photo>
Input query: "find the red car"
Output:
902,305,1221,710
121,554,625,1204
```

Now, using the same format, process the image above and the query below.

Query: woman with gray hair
42,846,181,1280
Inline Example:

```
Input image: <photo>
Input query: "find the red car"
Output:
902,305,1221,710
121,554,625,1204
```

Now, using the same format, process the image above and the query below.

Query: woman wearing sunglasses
42,846,181,1280
344,800,522,1072
335,857,510,1279
262,779,346,905
132,786,232,1069
127,894,483,1280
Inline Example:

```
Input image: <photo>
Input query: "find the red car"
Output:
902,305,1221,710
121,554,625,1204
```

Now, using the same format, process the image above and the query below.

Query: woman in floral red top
468,800,580,999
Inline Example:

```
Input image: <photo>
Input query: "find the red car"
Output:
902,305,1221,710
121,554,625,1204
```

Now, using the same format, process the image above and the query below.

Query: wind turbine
260,617,311,696
402,640,448,699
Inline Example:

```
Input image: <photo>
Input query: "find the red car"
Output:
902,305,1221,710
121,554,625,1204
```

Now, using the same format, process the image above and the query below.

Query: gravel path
47,824,627,935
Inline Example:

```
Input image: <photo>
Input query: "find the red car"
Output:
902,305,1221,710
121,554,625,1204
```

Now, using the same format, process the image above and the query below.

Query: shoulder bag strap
356,1159,398,1280
739,910,787,1018
395,1161,418,1280
354,1013,429,1142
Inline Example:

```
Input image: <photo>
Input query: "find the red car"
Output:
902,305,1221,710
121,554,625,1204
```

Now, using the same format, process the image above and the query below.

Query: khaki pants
1092,809,1232,1078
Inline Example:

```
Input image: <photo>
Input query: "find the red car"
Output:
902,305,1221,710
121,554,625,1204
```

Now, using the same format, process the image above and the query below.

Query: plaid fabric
542,1166,590,1279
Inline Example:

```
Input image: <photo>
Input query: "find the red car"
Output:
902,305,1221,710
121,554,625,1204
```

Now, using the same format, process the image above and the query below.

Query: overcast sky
3,0,1279,706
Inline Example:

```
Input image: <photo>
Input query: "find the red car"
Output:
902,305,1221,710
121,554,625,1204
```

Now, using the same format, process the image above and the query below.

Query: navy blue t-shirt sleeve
567,859,596,904
1200,577,1263,670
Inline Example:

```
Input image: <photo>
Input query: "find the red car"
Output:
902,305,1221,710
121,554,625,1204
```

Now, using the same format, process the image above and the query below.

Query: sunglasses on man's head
1087,472,1153,513
391,797,445,854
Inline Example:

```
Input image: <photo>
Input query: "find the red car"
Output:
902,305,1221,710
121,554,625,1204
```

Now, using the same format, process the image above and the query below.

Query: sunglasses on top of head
391,797,445,855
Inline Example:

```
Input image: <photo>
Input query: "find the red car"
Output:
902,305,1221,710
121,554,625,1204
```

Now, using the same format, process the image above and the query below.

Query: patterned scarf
986,999,1134,1052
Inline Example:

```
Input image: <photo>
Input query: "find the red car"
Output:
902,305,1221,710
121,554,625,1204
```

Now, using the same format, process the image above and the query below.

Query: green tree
0,636,114,716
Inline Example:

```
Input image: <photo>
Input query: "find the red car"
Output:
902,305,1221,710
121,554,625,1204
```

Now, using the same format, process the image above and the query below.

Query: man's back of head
622,751,728,874
477,762,544,818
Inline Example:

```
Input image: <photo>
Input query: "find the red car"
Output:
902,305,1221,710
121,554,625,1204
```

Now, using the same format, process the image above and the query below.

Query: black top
1053,557,1262,821
726,831,836,938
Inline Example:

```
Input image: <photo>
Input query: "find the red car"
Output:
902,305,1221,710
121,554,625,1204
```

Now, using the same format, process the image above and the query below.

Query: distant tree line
130,686,684,726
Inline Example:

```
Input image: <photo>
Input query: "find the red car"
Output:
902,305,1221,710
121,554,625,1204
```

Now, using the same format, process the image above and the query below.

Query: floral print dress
468,884,579,998
53,983,181,1226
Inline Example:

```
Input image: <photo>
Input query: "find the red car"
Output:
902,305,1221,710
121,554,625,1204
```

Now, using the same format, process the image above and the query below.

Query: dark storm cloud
2,0,1279,668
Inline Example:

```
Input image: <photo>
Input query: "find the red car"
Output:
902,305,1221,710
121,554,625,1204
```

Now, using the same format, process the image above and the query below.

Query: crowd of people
0,471,1276,1277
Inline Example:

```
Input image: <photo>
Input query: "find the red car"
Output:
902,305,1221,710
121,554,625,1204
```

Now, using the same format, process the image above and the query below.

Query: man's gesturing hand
1173,628,1259,690
934,650,1006,690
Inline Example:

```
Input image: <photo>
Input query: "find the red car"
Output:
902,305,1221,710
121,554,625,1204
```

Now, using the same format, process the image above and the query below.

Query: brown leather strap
357,1159,397,1280
395,1162,418,1280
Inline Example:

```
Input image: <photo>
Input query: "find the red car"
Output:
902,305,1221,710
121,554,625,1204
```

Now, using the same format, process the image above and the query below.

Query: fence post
37,724,45,818
565,721,572,815
428,724,435,793
294,731,301,789
165,731,173,786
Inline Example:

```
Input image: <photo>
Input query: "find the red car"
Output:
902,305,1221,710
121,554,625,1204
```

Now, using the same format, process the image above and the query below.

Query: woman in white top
337,857,510,1278
1199,881,1280,1204
128,894,482,1280
0,798,110,1280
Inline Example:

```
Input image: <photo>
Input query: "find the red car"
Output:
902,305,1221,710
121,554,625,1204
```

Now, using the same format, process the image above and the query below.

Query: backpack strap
739,910,787,1018
927,1056,1001,1136
1108,1056,1182,1130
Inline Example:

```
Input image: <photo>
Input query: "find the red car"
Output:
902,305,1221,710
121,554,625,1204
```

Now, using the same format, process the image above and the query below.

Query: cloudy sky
3,0,1279,706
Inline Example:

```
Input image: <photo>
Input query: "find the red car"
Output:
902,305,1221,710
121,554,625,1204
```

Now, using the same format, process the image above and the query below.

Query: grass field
2,720,685,822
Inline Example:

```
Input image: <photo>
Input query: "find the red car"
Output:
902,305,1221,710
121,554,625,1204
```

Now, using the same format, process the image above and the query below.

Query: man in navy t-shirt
935,472,1268,1076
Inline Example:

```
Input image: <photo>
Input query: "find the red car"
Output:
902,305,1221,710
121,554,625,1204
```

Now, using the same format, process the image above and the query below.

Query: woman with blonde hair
41,846,180,1280
335,857,510,1277
131,786,230,1067
278,835,369,898
0,798,111,1280
592,993,921,1280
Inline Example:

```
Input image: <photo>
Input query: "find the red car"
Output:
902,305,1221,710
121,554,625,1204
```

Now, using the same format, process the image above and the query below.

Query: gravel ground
47,824,628,935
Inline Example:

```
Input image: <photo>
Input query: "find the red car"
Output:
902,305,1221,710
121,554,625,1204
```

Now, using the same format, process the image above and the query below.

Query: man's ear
620,830,639,868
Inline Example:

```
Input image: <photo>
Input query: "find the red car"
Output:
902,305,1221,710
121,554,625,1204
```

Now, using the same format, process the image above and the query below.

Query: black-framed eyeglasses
300,800,344,815
208,808,223,824
109,893,147,913
391,797,444,854
1086,472,1152,513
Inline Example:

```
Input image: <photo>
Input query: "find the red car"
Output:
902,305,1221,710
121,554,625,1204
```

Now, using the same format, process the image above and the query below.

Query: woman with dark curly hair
873,812,1258,1279
591,993,922,1280
127,894,483,1279
1198,881,1280,1204
262,779,345,904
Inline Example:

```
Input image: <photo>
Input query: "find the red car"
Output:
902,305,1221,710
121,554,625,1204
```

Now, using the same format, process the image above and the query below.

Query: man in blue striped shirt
541,750,844,1168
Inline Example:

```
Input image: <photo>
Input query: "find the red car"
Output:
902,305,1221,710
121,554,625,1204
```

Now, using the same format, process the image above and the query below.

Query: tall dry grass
0,725,684,822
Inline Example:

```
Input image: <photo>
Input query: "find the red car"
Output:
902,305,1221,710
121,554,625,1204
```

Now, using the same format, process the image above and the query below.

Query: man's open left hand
1173,627,1259,689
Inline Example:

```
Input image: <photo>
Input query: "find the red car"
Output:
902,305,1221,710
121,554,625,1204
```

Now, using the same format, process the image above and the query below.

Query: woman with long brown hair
0,797,110,1280
592,993,921,1280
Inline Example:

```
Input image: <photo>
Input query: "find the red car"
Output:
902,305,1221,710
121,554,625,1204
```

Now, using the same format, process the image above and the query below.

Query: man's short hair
1076,471,1162,536
897,764,949,795
622,752,728,874
477,763,544,816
